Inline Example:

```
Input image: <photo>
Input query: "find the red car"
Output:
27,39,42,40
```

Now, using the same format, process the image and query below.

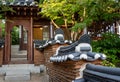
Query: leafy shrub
102,60,116,67
92,33,120,67
11,27,19,45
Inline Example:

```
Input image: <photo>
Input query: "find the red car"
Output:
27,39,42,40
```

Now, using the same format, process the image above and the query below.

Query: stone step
5,75,30,82
11,54,27,58
5,69,30,81
0,64,45,75
11,58,27,61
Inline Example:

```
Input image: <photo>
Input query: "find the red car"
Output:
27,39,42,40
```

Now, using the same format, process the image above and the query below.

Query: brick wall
43,43,102,82
33,43,66,66
47,60,102,82
44,44,68,65
0,48,3,66
43,43,68,76
34,48,45,65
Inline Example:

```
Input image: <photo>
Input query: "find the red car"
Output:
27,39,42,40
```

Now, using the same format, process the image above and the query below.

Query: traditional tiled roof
34,28,72,50
50,51,106,62
0,39,4,48
54,28,64,35
73,63,120,82
53,34,91,56
50,34,106,62
34,39,72,50
33,40,47,48
1,0,38,6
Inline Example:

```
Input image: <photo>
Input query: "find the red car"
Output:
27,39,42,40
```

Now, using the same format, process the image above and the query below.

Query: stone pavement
0,64,49,82
0,72,49,82
11,45,27,61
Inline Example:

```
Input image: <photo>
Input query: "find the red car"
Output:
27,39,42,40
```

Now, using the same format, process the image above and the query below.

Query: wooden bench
74,64,120,82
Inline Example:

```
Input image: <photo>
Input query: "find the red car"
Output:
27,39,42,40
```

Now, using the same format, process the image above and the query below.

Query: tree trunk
51,20,59,28
64,19,71,40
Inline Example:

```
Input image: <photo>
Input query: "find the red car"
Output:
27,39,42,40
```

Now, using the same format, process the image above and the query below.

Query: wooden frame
4,17,33,64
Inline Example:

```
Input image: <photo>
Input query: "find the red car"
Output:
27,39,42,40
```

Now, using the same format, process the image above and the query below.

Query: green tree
0,20,5,38
84,0,120,37
0,0,14,38
39,0,83,40
11,27,19,45
0,0,13,18
39,0,120,40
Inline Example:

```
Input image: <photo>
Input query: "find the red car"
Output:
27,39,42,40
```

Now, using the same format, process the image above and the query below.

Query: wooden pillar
4,20,12,64
19,25,24,50
50,22,54,39
4,17,34,64
0,48,3,66
27,17,33,63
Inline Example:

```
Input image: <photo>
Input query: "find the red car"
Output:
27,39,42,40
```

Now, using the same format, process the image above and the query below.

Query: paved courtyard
0,45,49,82
0,72,49,82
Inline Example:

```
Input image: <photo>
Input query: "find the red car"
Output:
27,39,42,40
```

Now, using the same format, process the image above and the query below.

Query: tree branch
51,20,59,28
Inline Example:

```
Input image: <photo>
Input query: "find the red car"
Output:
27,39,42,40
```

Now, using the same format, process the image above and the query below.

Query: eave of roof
1,0,38,7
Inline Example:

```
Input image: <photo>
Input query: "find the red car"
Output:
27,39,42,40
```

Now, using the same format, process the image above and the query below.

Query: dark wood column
4,20,13,64
27,17,33,62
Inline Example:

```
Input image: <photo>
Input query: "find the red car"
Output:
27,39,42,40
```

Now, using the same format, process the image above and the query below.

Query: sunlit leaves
39,0,120,40
39,0,78,21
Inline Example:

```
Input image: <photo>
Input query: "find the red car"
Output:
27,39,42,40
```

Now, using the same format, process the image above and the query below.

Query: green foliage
39,0,77,21
72,18,93,31
39,0,119,40
11,27,19,45
73,0,120,32
86,0,120,22
39,0,44,4
102,60,116,67
96,33,120,49
54,18,64,26
0,1,14,19
92,33,120,67
71,23,85,32
0,21,19,45
0,20,5,38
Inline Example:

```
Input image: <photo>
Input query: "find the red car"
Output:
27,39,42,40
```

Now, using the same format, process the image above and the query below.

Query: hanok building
0,0,57,65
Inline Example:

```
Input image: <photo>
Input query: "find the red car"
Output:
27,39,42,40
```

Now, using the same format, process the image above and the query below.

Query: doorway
4,18,33,64
10,26,27,62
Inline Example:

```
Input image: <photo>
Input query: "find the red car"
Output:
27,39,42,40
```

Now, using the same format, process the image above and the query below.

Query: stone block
5,69,30,81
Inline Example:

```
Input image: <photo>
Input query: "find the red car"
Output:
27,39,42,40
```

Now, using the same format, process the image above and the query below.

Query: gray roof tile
1,0,38,6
